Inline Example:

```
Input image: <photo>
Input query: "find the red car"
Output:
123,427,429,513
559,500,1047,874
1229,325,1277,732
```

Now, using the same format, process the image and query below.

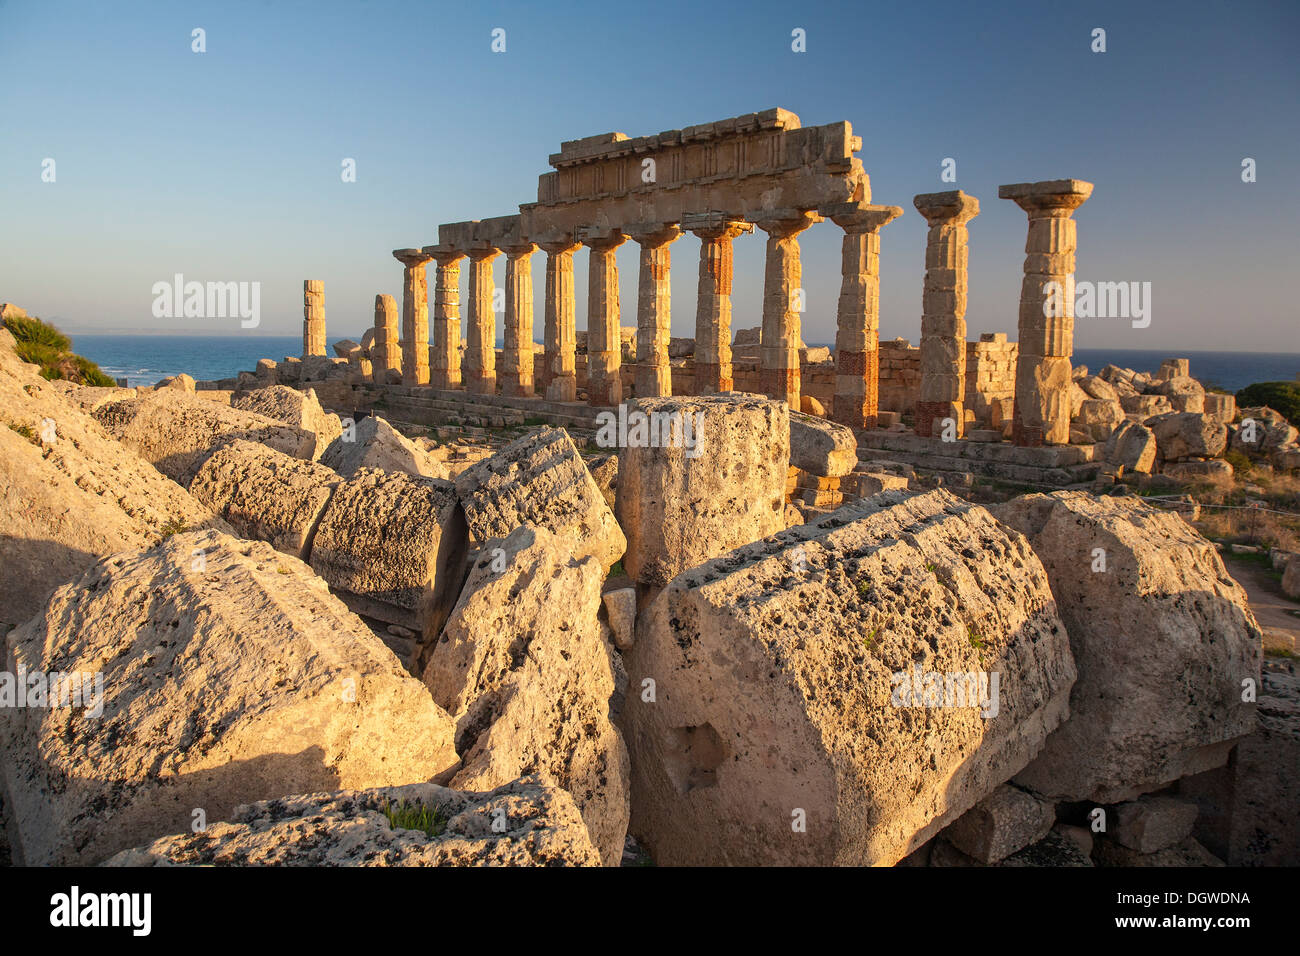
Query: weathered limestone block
105,776,601,867
625,489,1076,866
1284,560,1300,600
371,294,402,384
422,526,630,866
844,470,910,499
1156,358,1190,381
789,410,858,477
454,426,625,570
1110,795,1199,853
586,452,618,511
941,784,1056,864
1163,458,1234,481
1153,374,1206,413
187,439,340,560
93,391,316,484
1179,667,1299,865
1121,393,1172,417
1077,375,1118,402
1147,411,1228,461
1074,398,1125,440
155,372,196,393
995,492,1261,803
1102,420,1157,474
319,415,445,480
603,587,636,651
0,531,459,866
1094,837,1224,867
231,384,342,461
1232,406,1299,458
1203,392,1236,425
616,394,788,588
0,335,228,630
309,468,468,641
332,338,360,359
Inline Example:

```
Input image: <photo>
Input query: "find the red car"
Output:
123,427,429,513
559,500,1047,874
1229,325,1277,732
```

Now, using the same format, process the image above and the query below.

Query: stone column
423,245,466,390
302,279,325,357
391,250,432,385
537,237,581,402
1000,179,1094,446
464,245,500,395
826,203,903,430
912,191,979,438
580,227,627,407
371,293,400,384
627,223,682,398
755,210,819,409
684,214,751,394
500,241,537,398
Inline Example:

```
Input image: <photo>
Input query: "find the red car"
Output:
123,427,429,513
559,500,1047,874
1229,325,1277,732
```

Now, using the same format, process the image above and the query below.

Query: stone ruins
1,107,1296,871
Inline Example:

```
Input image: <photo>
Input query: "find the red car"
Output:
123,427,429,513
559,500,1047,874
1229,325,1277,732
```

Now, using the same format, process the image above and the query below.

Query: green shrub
4,314,115,386
381,800,447,838
1236,382,1300,429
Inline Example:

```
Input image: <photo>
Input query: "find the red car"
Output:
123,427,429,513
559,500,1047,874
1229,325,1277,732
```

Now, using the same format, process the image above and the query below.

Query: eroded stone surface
1,531,458,866
320,415,445,480
232,385,342,461
625,489,1076,866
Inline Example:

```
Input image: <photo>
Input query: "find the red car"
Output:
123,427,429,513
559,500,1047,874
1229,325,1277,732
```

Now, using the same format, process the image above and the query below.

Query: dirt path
1225,555,1300,655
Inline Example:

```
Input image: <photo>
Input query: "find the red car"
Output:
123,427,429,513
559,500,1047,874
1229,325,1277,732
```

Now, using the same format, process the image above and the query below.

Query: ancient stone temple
377,108,1089,457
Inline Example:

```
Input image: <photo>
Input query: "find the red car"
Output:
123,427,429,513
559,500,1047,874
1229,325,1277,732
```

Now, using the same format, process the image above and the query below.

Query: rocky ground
0,326,1296,867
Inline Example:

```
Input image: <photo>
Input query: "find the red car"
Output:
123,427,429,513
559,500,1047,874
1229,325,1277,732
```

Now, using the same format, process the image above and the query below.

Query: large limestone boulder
105,776,601,867
1102,420,1157,474
455,426,625,571
616,394,788,588
187,439,340,560
422,525,629,866
789,409,857,477
1146,411,1227,461
994,492,1260,803
1120,393,1172,418
1074,398,1125,441
1231,406,1299,459
309,468,468,646
0,331,228,630
1151,375,1206,414
1203,392,1236,425
94,390,316,484
1076,375,1119,403
0,531,459,866
320,415,445,480
155,372,196,393
941,784,1056,864
232,385,343,461
624,489,1076,866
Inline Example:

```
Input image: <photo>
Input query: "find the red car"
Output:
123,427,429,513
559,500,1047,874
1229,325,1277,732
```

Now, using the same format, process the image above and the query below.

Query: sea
70,334,1300,395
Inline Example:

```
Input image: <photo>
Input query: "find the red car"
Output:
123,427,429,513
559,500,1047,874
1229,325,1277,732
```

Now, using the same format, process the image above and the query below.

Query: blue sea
71,334,1300,395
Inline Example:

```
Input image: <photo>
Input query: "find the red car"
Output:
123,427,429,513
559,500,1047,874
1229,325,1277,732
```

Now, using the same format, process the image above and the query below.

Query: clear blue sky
2,0,1297,351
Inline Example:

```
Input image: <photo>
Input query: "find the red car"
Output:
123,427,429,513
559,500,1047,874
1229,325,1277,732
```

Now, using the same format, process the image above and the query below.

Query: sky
1,0,1297,352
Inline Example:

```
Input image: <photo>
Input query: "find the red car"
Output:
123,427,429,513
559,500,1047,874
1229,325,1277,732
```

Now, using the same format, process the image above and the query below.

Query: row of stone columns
378,180,1086,448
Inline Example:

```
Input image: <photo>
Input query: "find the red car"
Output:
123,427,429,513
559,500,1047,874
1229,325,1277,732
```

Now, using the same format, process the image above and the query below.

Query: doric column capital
465,241,501,263
754,208,821,238
392,248,432,268
912,191,980,227
998,179,1094,217
421,244,465,266
824,202,904,234
533,229,581,256
500,241,538,259
682,212,752,242
578,225,628,251
626,222,683,247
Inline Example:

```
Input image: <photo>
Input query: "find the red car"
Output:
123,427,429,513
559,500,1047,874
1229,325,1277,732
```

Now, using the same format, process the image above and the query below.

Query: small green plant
607,558,625,578
160,518,189,539
276,566,291,575
6,421,38,443
856,578,871,599
1223,449,1253,476
863,626,880,649
381,799,447,838
967,627,986,650
4,314,115,386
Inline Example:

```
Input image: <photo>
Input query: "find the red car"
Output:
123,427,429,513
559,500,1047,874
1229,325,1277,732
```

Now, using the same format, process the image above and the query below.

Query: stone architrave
999,179,1094,446
302,280,326,357
422,245,467,390
371,294,400,384
501,241,538,397
913,191,979,439
464,245,500,395
684,214,751,395
536,235,582,401
626,223,683,399
824,203,903,430
756,210,820,409
392,250,433,386
579,226,628,407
